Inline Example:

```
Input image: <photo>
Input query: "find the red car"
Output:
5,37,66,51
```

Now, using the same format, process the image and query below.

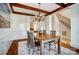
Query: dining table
35,34,61,55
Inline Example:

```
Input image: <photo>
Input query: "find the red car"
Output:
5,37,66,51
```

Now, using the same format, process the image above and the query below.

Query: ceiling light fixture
34,3,45,22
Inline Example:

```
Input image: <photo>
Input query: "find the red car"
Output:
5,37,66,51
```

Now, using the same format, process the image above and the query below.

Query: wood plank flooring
6,40,18,55
6,39,27,55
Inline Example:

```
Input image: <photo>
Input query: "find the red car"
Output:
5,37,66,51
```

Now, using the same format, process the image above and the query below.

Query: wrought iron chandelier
34,3,45,22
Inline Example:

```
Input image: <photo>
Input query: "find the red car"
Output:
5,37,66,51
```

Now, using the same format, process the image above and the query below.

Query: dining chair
44,30,56,51
43,30,46,35
27,32,40,55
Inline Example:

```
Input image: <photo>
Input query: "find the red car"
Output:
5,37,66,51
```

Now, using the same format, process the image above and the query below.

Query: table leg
40,41,44,55
58,37,61,54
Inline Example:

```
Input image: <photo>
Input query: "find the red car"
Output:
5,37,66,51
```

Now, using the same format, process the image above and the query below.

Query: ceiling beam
9,3,14,12
56,3,66,7
10,3,50,14
9,3,35,16
45,3,75,16
13,11,35,16
65,3,75,7
56,3,74,7
45,7,63,16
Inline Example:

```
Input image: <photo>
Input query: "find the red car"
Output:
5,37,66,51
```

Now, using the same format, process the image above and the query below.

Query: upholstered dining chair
27,31,40,55
43,30,46,35
44,30,56,51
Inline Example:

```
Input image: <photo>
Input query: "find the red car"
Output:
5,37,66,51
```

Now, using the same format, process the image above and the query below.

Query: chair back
28,32,35,47
50,30,56,35
43,30,46,35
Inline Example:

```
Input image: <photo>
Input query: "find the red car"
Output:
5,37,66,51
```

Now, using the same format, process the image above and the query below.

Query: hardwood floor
61,42,79,53
6,39,27,55
6,39,79,55
6,40,18,55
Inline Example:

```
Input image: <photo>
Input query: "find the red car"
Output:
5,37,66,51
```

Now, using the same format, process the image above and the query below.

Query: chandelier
34,3,45,22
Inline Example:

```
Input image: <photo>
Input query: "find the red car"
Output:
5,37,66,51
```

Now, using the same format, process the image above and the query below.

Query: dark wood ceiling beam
45,7,63,16
65,3,75,7
56,3,75,7
56,3,66,7
9,3,35,16
13,11,35,16
10,3,50,14
45,3,75,16
9,3,14,12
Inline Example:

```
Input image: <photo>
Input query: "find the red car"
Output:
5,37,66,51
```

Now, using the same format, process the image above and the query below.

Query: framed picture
0,3,10,28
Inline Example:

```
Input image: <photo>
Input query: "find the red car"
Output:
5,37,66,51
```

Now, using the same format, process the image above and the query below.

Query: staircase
56,14,71,44
56,14,71,29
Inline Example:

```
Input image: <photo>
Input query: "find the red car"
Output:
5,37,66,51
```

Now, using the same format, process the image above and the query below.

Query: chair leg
29,48,30,54
53,41,56,49
49,43,51,51
44,44,46,48
37,46,40,51
27,43,28,47
32,47,35,55
54,42,56,49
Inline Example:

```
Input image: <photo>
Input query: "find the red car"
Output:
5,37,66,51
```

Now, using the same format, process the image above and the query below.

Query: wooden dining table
35,34,61,55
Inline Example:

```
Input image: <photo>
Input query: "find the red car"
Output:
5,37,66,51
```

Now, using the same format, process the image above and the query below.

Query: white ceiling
20,3,60,12
13,6,45,15
13,3,60,15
